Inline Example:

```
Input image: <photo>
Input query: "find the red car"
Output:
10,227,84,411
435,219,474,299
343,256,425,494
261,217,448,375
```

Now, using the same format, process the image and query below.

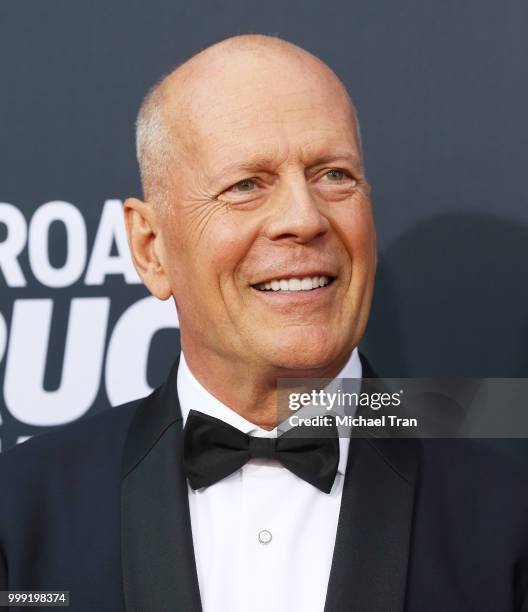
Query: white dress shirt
177,349,362,612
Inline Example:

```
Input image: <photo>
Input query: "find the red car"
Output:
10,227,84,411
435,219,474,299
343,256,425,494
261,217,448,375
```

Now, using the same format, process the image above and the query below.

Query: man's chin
259,333,351,374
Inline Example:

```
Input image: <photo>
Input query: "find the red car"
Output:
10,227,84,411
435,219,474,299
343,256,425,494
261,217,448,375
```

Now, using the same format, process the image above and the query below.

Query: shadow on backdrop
362,213,528,462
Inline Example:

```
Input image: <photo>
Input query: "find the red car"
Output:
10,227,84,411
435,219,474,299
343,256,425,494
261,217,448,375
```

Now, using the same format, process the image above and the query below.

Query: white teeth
254,276,333,291
289,278,301,291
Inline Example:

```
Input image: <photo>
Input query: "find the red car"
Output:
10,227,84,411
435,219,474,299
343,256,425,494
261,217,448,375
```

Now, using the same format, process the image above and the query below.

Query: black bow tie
183,409,340,494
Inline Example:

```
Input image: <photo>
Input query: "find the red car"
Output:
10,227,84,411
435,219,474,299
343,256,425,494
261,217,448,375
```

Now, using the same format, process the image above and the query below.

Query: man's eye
232,179,257,192
325,169,347,181
218,178,260,203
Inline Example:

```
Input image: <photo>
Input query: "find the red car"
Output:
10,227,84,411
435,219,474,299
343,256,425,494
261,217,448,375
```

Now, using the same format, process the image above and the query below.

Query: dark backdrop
0,1,527,457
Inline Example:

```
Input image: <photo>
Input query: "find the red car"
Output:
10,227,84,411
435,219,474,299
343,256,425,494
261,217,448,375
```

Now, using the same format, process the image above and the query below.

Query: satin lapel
323,353,420,612
121,357,202,612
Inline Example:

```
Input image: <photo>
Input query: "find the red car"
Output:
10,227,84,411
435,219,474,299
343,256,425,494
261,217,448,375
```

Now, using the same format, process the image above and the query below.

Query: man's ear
123,197,172,300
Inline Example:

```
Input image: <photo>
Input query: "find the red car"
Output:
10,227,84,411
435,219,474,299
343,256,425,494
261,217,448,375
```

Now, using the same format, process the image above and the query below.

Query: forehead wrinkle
182,112,362,195
200,106,361,180
188,94,357,161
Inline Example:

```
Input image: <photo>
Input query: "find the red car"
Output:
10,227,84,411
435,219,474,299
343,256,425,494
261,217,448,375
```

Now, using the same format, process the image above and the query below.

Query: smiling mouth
252,275,336,292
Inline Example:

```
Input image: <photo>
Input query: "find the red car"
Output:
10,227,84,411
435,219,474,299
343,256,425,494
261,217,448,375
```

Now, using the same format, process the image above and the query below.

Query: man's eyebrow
306,151,363,168
208,150,362,187
208,155,279,187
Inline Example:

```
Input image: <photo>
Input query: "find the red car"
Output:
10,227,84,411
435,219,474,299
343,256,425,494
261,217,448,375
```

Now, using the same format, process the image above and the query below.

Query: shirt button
258,529,272,544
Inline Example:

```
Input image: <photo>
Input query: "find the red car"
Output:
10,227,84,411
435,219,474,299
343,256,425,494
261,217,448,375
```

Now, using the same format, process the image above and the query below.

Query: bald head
135,34,362,206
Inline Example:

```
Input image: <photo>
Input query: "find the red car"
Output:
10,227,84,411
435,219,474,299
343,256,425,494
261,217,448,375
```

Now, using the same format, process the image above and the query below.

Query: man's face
155,53,376,373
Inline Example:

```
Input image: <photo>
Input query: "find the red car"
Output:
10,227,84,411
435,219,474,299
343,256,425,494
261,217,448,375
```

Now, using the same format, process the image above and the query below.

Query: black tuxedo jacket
1,355,528,612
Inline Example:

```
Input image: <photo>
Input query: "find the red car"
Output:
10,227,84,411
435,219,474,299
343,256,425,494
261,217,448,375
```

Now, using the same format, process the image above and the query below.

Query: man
1,34,527,612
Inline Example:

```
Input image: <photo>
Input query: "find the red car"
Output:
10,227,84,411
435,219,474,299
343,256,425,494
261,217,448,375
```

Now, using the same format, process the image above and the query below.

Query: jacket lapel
323,354,419,612
120,357,202,612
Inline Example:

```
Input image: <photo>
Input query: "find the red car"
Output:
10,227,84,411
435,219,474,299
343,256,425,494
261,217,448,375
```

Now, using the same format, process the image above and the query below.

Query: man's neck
179,346,361,430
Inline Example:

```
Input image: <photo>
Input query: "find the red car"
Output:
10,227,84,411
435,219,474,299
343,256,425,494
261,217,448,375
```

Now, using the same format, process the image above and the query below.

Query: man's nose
264,175,330,243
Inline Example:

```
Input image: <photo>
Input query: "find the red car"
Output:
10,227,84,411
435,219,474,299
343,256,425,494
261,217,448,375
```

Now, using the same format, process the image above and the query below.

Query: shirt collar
177,348,362,476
